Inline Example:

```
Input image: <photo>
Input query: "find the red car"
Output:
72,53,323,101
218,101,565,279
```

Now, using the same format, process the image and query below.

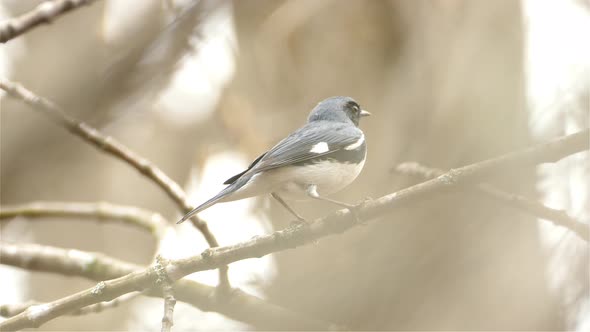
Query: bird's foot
289,217,309,227
348,197,371,225
359,196,373,206
209,284,236,303
347,207,363,224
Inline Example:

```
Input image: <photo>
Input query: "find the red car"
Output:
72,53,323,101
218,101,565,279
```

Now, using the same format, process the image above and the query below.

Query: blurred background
1,0,588,330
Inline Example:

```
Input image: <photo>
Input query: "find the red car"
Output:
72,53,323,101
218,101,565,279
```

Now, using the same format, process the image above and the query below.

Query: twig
0,293,141,318
0,201,167,238
0,78,205,235
0,302,37,318
0,77,229,286
155,256,176,332
0,242,338,330
0,0,99,43
394,162,589,241
1,129,587,331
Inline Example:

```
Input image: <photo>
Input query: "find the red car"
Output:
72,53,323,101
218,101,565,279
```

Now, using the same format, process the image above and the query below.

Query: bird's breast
227,140,367,201
275,143,367,200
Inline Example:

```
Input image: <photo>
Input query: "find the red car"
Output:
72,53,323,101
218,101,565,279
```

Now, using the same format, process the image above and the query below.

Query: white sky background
522,0,590,331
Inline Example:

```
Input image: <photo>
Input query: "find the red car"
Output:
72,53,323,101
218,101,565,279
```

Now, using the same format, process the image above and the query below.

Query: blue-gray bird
178,96,370,223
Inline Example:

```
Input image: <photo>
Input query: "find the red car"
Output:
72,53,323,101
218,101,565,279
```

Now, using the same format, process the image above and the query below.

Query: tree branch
155,256,176,332
1,129,587,331
0,201,167,239
394,162,589,241
0,0,99,43
0,242,139,280
1,293,141,318
0,77,229,286
0,243,336,330
0,202,335,329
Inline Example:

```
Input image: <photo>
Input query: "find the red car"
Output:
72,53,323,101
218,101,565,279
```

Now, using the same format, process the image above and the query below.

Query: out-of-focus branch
0,302,38,318
1,129,587,331
0,0,99,44
0,243,336,331
0,242,138,280
0,77,229,286
0,293,141,318
394,162,589,242
0,78,203,234
0,201,167,238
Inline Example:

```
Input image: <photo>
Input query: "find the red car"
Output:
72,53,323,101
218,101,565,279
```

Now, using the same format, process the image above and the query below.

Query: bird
177,96,370,224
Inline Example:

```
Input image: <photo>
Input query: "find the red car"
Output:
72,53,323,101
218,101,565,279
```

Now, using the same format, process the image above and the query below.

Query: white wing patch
310,142,329,154
344,134,365,150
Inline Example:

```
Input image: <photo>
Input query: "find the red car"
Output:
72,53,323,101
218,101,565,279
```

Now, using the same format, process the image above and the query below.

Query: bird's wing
248,121,363,174
223,152,266,184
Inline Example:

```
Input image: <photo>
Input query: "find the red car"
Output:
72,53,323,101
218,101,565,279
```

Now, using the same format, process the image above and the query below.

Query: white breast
223,159,366,202
222,150,366,202
270,158,366,200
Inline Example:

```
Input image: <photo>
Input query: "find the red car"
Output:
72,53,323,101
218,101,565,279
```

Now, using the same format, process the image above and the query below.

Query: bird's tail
176,181,243,224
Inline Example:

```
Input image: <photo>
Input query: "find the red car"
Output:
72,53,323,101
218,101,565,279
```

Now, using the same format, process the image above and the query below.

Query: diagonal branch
0,0,100,43
0,77,229,286
0,242,338,330
0,293,141,318
0,202,328,329
1,128,587,331
0,201,306,329
394,162,589,241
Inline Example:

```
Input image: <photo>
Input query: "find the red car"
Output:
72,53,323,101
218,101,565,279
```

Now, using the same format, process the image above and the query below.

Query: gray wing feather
223,152,266,184
178,122,362,223
250,121,362,173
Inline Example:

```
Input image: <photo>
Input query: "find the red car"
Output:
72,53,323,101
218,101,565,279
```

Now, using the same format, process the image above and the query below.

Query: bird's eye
352,105,360,113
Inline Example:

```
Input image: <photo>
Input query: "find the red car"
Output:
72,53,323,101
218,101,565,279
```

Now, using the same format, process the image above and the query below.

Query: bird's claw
347,207,366,225
289,218,308,227
209,284,235,303
348,197,371,225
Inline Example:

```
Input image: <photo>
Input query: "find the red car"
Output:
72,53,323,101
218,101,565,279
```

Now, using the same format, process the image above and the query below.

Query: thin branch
1,129,587,331
0,243,336,330
155,256,176,332
0,293,141,318
0,78,205,237
0,302,38,318
0,0,99,43
0,201,167,239
394,162,589,241
0,77,229,286
0,242,139,280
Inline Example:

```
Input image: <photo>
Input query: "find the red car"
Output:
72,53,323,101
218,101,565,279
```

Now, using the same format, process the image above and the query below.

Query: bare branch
0,302,38,318
0,293,141,318
0,242,138,280
0,78,202,234
0,77,229,285
0,243,336,330
1,129,587,331
395,162,589,241
0,0,100,44
155,256,176,332
0,201,167,239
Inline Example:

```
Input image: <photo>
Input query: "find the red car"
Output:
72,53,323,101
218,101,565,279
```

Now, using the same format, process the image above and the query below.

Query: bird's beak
360,109,371,117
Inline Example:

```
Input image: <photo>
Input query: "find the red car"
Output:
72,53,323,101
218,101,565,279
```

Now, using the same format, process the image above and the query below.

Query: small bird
178,96,370,224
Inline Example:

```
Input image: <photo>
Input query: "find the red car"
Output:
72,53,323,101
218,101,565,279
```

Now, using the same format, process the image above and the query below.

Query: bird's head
307,96,371,127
